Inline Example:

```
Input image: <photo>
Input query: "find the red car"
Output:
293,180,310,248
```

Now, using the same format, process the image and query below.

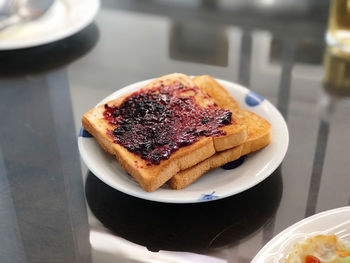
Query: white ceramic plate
78,78,289,203
252,206,350,263
0,0,99,50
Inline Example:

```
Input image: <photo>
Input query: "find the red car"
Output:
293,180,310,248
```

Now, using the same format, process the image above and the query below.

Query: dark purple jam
103,82,232,165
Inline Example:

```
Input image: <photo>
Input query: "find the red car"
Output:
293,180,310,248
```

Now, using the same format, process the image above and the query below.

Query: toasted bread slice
168,76,271,190
234,109,271,156
82,73,247,192
193,75,270,154
192,75,240,112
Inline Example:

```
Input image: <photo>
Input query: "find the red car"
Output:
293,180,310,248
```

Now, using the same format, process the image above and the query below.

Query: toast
82,73,247,192
168,75,271,190
193,75,270,155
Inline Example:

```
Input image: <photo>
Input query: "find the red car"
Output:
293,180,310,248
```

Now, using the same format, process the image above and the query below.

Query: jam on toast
168,75,271,190
82,73,247,192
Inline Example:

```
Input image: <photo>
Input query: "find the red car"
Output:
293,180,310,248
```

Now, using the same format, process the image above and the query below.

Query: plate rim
0,0,100,50
78,77,289,203
251,206,350,263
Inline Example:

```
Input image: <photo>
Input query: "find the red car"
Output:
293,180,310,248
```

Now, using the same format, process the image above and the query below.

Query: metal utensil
0,0,54,31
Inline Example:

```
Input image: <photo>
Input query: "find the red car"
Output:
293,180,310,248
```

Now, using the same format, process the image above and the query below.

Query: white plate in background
78,78,289,203
252,206,350,263
0,0,99,50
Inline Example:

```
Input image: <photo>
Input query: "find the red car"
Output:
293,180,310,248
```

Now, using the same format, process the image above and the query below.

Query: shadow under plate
0,22,99,77
85,166,282,252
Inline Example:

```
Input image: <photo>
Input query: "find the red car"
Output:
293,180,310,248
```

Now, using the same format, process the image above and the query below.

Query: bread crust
168,145,243,190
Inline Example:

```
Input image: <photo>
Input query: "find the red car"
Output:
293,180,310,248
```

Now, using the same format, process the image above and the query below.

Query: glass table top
0,0,349,262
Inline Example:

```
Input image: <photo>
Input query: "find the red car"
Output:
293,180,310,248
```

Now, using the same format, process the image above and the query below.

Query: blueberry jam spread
103,82,232,165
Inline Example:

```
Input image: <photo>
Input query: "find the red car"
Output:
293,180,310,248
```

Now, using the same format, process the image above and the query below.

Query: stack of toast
82,73,271,192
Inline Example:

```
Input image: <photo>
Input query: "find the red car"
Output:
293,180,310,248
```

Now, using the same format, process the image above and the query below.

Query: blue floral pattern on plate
245,91,264,107
199,191,219,201
79,127,93,138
